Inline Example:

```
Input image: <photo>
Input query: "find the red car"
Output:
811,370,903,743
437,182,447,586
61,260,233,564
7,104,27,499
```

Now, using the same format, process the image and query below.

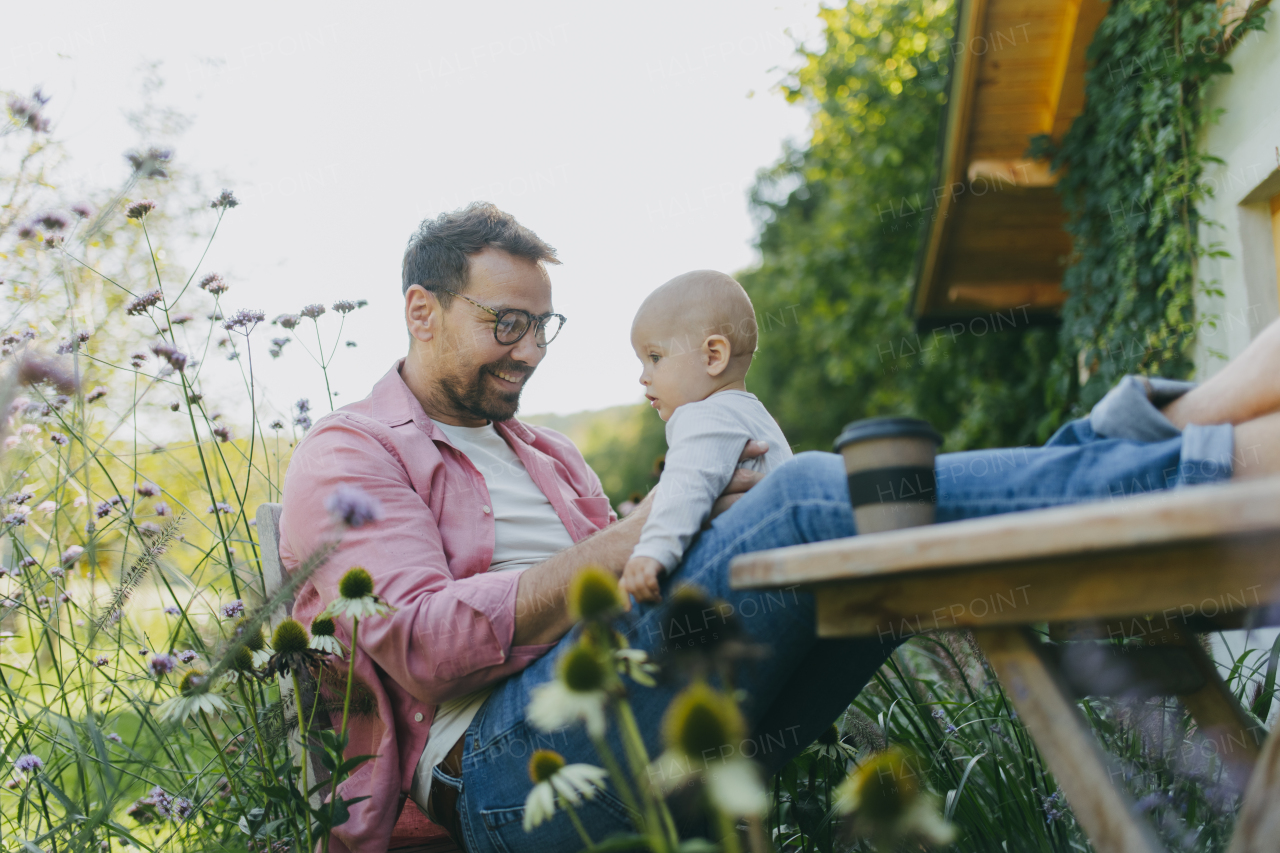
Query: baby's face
631,315,717,422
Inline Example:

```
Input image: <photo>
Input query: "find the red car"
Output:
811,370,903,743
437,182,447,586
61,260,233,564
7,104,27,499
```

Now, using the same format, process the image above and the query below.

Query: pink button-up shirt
279,361,616,853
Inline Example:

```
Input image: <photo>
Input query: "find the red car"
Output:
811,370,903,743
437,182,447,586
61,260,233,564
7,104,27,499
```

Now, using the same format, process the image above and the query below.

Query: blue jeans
447,417,1235,853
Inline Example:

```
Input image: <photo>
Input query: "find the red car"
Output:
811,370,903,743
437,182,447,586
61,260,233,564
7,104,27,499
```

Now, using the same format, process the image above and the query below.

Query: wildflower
324,566,395,625
296,398,311,413
164,605,181,616
3,513,27,526
522,749,609,832
150,653,178,676
125,200,156,220
568,565,623,622
265,618,327,677
58,592,72,603
325,485,383,529
36,595,51,609
94,656,109,667
199,273,229,295
8,488,33,505
17,353,78,392
269,337,290,358
149,501,171,518
171,797,194,821
294,413,313,431
3,779,19,790
207,502,233,514
156,670,228,722
212,425,232,442
332,299,358,314
136,482,160,497
50,432,69,446
309,615,345,659
613,645,659,687
13,754,43,775
37,210,70,231
653,681,768,816
126,147,172,178
177,649,198,664
125,290,163,316
527,642,611,738
8,89,51,132
17,223,37,240
235,618,272,666
211,189,239,209
269,419,284,430
106,733,122,744
127,786,174,824
834,746,955,848
187,392,203,404
272,313,301,330
150,341,188,372
49,566,65,579
223,308,265,332
95,500,114,519
357,300,368,308
168,401,180,411
71,203,94,219
346,340,358,348
221,600,245,619
300,303,326,319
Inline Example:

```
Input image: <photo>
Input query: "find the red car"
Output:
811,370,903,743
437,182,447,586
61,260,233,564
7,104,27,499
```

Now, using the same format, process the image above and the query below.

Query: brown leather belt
425,734,467,851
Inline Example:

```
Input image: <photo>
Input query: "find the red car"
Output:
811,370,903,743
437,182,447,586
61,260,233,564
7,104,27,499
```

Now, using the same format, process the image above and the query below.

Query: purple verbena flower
171,797,194,821
300,303,326,320
212,425,232,442
295,398,310,414
268,419,284,430
177,649,198,664
268,337,290,358
50,432,69,446
107,732,123,743
221,599,245,619
86,386,108,403
149,341,188,372
293,413,312,431
211,189,239,209
222,308,265,332
164,605,180,616
94,501,114,519
3,513,27,526
71,203,94,219
136,482,160,497
13,754,43,774
61,545,84,565
125,290,163,316
207,502,233,514
199,273,228,295
346,340,358,348
125,200,156,220
48,566,64,579
154,501,171,517
8,89,51,133
94,655,110,667
125,147,172,179
18,557,37,569
272,313,300,330
149,653,177,676
325,485,383,529
37,211,70,231
332,300,357,314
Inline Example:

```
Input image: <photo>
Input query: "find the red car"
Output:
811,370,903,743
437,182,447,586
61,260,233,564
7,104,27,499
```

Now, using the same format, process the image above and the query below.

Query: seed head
528,749,566,784
311,615,336,637
235,618,266,652
560,644,608,693
332,300,357,314
663,681,744,760
338,566,374,600
568,565,622,622
272,619,309,655
211,189,239,209
300,303,326,319
199,273,229,295
272,313,300,330
177,670,208,695
126,290,163,316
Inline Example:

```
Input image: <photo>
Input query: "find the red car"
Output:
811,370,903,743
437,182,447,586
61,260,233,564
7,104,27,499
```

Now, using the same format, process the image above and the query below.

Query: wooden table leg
1227,722,1280,852
973,627,1165,853
1178,639,1263,791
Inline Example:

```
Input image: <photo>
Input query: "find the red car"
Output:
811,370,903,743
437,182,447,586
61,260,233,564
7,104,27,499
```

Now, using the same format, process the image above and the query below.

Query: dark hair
401,202,559,303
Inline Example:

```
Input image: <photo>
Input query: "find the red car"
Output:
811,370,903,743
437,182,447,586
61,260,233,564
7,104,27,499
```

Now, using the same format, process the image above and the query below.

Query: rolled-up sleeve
280,416,543,706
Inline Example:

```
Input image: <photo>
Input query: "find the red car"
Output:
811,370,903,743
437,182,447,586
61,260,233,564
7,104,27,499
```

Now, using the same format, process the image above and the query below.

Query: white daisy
614,646,658,688
310,633,345,660
323,594,391,622
522,750,608,832
156,671,230,723
526,644,611,739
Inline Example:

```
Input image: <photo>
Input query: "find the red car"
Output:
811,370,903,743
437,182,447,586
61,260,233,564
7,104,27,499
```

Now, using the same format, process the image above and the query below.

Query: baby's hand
621,556,665,609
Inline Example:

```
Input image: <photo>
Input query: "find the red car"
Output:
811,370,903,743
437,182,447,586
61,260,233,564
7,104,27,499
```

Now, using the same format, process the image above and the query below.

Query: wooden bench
729,475,1280,853
256,503,460,853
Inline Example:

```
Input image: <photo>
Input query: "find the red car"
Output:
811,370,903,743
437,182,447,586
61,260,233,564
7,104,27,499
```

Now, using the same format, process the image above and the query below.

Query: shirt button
414,712,424,722
481,505,491,514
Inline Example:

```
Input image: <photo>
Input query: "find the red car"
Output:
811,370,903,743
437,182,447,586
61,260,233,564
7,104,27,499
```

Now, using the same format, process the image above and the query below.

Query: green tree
741,0,1061,453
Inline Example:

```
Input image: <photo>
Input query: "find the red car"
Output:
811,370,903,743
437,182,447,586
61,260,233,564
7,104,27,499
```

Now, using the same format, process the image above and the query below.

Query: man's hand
705,440,769,526
620,555,665,611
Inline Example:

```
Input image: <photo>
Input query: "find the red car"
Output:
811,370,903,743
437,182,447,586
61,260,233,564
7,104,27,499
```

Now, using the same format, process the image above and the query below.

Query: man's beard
438,357,532,423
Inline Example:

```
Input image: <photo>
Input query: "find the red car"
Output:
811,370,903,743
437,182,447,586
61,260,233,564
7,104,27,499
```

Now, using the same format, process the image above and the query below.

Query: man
280,202,1280,853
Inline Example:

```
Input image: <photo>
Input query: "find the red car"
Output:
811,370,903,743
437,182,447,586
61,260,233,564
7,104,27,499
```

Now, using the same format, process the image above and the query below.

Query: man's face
429,248,553,423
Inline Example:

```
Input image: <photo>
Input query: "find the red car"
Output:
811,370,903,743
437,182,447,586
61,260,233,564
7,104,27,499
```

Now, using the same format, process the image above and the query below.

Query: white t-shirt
409,420,576,810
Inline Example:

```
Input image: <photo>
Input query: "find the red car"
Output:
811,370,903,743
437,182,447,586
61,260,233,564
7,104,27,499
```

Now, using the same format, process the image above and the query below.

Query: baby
620,270,793,604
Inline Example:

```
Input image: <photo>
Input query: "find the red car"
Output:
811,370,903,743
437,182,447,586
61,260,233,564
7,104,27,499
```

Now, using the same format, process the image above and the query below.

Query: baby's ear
703,334,732,376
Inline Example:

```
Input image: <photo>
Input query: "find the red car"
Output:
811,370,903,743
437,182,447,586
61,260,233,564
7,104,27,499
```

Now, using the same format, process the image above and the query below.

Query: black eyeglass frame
426,285,567,348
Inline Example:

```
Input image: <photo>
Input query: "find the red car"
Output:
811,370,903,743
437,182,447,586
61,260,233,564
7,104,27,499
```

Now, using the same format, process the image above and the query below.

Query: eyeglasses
427,286,566,348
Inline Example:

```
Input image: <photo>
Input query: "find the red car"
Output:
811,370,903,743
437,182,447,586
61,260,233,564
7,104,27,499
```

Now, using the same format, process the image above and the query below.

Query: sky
4,1,825,419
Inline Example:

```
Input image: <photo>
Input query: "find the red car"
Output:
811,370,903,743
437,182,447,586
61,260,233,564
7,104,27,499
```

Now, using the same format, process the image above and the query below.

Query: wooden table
729,475,1280,853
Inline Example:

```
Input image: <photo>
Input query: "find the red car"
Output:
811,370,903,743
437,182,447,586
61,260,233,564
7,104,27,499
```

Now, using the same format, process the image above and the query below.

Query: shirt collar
368,359,537,446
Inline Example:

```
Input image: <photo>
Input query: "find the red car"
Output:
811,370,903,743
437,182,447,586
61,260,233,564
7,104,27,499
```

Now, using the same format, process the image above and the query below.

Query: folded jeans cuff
1089,375,1196,442
1176,423,1235,485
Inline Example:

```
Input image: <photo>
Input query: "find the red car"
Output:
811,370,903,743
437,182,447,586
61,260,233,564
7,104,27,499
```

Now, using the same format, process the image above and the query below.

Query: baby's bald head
631,270,758,375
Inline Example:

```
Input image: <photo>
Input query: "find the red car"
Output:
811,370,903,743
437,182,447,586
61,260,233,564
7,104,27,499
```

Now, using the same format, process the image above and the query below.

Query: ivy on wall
1031,0,1269,415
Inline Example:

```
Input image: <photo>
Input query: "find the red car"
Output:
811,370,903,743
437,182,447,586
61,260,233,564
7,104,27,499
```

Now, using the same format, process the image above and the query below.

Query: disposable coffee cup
833,417,943,535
